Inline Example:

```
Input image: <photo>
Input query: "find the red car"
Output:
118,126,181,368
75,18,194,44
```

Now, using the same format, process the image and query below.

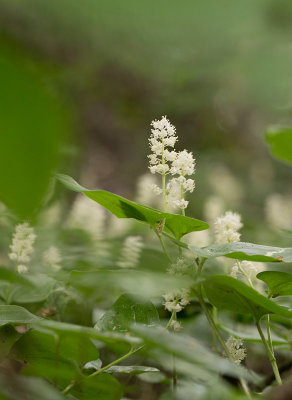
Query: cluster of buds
148,116,195,212
117,236,143,269
163,288,190,313
225,336,247,365
214,211,242,243
9,223,36,273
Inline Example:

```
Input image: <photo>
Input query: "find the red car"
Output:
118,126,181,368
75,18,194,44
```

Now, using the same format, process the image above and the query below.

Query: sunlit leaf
189,242,292,262
106,365,159,374
203,275,292,320
56,174,209,239
257,271,292,297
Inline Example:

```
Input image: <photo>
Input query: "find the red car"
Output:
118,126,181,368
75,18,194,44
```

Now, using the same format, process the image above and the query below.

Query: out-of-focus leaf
131,325,254,382
97,294,159,332
70,269,192,299
0,305,41,326
203,275,292,320
56,174,209,239
0,375,67,400
257,271,292,297
266,126,292,164
71,373,122,400
189,242,292,262
0,267,34,286
0,45,69,218
8,274,56,304
105,365,159,375
33,319,142,347
0,325,22,361
83,359,102,371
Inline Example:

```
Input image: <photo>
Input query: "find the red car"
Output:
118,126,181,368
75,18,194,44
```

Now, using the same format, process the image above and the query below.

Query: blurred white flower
185,230,210,248
208,165,243,204
170,320,181,332
17,264,28,274
204,195,225,225
68,194,106,240
225,337,246,365
117,236,143,268
167,258,189,276
107,215,132,238
9,223,36,271
135,173,162,207
43,246,62,271
265,193,292,231
214,211,242,243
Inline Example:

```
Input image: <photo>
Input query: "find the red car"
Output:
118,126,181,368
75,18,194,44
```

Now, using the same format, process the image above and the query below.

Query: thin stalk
266,314,274,355
161,137,168,212
256,321,282,385
155,230,173,263
62,345,144,395
236,260,254,288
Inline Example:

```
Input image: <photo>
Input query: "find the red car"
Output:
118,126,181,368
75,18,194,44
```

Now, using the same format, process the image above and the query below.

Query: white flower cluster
117,236,143,269
163,288,190,313
225,336,246,365
68,194,106,240
204,195,224,225
43,246,62,271
169,320,181,332
231,261,260,280
148,116,195,211
167,258,189,276
9,223,36,273
214,211,243,243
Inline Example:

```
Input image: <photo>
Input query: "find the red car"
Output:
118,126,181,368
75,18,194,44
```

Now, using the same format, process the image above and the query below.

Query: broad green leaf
96,294,159,332
57,174,209,239
131,325,255,382
0,375,67,400
257,271,292,297
203,275,292,320
71,373,122,400
0,305,41,326
0,267,34,286
0,45,69,218
12,328,99,387
189,242,292,262
8,274,56,304
0,325,22,362
33,319,141,347
106,365,160,374
70,269,193,299
265,126,292,164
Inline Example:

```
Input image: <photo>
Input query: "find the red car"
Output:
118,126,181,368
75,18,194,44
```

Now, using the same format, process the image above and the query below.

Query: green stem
256,320,282,385
161,137,168,213
155,230,173,263
236,260,254,288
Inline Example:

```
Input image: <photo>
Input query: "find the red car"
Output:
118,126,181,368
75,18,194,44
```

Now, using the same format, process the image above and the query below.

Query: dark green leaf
203,275,292,320
257,271,292,297
266,126,292,164
0,267,34,286
0,325,22,362
0,305,41,326
96,294,159,332
71,373,122,400
56,174,209,239
190,242,292,262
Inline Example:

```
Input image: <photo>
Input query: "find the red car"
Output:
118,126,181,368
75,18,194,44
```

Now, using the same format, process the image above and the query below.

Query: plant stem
256,320,282,385
155,230,173,263
62,345,144,395
161,137,168,212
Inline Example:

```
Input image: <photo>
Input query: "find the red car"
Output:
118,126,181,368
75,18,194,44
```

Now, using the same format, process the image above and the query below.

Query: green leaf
131,324,255,383
0,267,34,286
0,325,22,362
71,373,122,400
266,126,292,165
70,269,193,299
83,359,103,371
189,242,292,262
0,375,67,400
56,174,209,239
106,365,160,374
33,319,141,347
8,274,56,304
257,271,292,297
96,294,159,332
203,275,292,320
0,45,70,218
0,305,41,326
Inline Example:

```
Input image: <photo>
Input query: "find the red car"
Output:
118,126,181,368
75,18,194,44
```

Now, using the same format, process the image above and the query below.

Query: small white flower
173,199,189,210
170,150,195,176
9,222,36,265
43,246,62,271
170,320,181,332
163,288,190,313
225,336,246,365
117,236,143,269
17,264,28,274
214,211,243,243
